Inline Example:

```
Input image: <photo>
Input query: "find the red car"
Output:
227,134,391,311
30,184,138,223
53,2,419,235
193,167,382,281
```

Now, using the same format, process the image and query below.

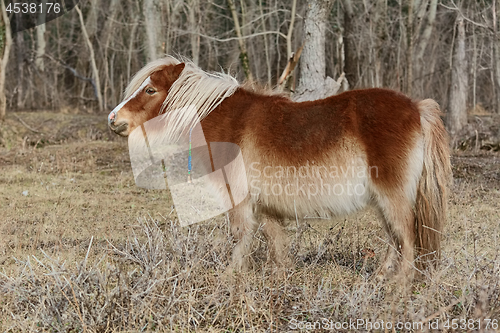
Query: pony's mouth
109,122,128,136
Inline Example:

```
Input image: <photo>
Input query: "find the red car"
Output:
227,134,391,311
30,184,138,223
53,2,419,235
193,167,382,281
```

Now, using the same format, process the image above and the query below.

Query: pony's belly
242,133,372,218
248,166,371,218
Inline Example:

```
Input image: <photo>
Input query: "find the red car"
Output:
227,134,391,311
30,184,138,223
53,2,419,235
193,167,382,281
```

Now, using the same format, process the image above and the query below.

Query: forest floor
0,111,499,332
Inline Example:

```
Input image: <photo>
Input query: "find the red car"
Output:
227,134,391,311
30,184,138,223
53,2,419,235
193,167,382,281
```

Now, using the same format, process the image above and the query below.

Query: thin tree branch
439,1,493,31
43,54,99,102
286,0,297,58
278,45,303,87
180,29,287,42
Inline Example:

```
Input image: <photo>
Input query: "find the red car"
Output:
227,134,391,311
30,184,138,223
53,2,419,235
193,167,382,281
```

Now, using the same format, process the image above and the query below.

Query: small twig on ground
12,114,43,134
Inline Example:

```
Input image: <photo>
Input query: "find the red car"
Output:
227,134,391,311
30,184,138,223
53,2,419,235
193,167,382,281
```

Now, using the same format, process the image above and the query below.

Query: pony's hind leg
229,199,259,271
375,195,416,282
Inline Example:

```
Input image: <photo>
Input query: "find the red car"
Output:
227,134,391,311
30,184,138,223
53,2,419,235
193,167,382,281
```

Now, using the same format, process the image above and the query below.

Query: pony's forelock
124,56,181,99
160,61,239,118
157,59,239,141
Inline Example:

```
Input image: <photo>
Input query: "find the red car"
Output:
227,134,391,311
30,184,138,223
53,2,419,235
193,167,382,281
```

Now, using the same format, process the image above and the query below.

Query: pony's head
108,57,185,136
108,56,239,137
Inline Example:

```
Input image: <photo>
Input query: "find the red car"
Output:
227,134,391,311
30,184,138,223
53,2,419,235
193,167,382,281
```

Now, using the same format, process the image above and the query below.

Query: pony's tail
415,99,452,269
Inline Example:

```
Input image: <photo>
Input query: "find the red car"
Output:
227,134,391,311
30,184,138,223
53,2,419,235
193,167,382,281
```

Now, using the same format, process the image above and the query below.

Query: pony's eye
145,87,156,95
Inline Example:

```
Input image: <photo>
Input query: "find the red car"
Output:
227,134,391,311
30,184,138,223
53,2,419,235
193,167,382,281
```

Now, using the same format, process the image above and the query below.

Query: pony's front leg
261,216,290,267
229,198,259,271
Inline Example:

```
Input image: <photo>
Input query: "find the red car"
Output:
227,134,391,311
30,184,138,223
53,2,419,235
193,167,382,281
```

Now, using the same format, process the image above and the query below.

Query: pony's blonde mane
160,58,239,119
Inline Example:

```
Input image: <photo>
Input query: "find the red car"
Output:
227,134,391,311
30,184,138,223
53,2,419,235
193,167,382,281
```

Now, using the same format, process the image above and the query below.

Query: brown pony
108,56,452,281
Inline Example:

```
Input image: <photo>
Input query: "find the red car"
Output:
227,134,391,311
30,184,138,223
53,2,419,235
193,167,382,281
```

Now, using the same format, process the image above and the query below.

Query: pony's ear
171,63,185,79
158,63,186,83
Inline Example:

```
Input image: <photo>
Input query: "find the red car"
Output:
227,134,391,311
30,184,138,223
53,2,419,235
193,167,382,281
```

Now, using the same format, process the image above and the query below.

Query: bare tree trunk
143,0,163,62
187,0,200,65
0,0,13,120
165,0,183,57
278,0,298,91
227,0,253,81
415,0,437,65
471,25,479,109
406,0,415,94
85,0,98,39
492,0,500,113
365,0,387,88
258,0,272,86
35,3,47,107
413,0,438,96
15,31,24,109
127,1,140,82
447,17,468,135
36,25,46,72
286,0,297,59
295,0,341,101
75,5,103,112
342,0,358,88
101,0,120,107
101,0,120,51
127,16,139,82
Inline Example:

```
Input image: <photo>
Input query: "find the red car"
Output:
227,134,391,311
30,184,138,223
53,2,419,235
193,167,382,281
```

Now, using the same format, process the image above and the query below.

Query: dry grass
0,112,499,332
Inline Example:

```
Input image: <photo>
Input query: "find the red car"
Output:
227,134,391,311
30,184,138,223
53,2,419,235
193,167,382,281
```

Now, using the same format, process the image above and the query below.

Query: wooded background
1,0,499,135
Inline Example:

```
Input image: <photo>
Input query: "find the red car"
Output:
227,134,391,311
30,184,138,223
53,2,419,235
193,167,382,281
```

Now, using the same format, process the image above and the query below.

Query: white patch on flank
404,135,424,205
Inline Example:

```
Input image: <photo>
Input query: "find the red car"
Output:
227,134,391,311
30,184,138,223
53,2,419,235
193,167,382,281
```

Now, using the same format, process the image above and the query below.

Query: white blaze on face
109,77,152,122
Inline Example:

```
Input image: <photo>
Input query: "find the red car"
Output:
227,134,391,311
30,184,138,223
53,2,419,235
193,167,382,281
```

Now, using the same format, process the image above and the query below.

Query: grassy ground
0,111,499,332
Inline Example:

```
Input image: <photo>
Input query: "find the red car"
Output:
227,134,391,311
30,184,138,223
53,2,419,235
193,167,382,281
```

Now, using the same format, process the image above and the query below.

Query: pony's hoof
373,263,396,282
227,258,252,273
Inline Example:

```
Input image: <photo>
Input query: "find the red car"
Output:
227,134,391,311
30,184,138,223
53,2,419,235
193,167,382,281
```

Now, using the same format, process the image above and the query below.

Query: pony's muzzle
108,110,116,124
108,110,128,135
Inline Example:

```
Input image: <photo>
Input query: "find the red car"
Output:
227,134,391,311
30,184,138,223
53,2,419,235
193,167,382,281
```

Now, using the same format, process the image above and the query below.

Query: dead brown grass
0,111,499,332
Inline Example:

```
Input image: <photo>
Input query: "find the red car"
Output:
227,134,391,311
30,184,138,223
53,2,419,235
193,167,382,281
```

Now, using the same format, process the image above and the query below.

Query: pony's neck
200,87,263,144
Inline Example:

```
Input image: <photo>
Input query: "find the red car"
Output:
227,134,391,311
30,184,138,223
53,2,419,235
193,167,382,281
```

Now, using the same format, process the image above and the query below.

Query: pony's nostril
108,112,116,123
